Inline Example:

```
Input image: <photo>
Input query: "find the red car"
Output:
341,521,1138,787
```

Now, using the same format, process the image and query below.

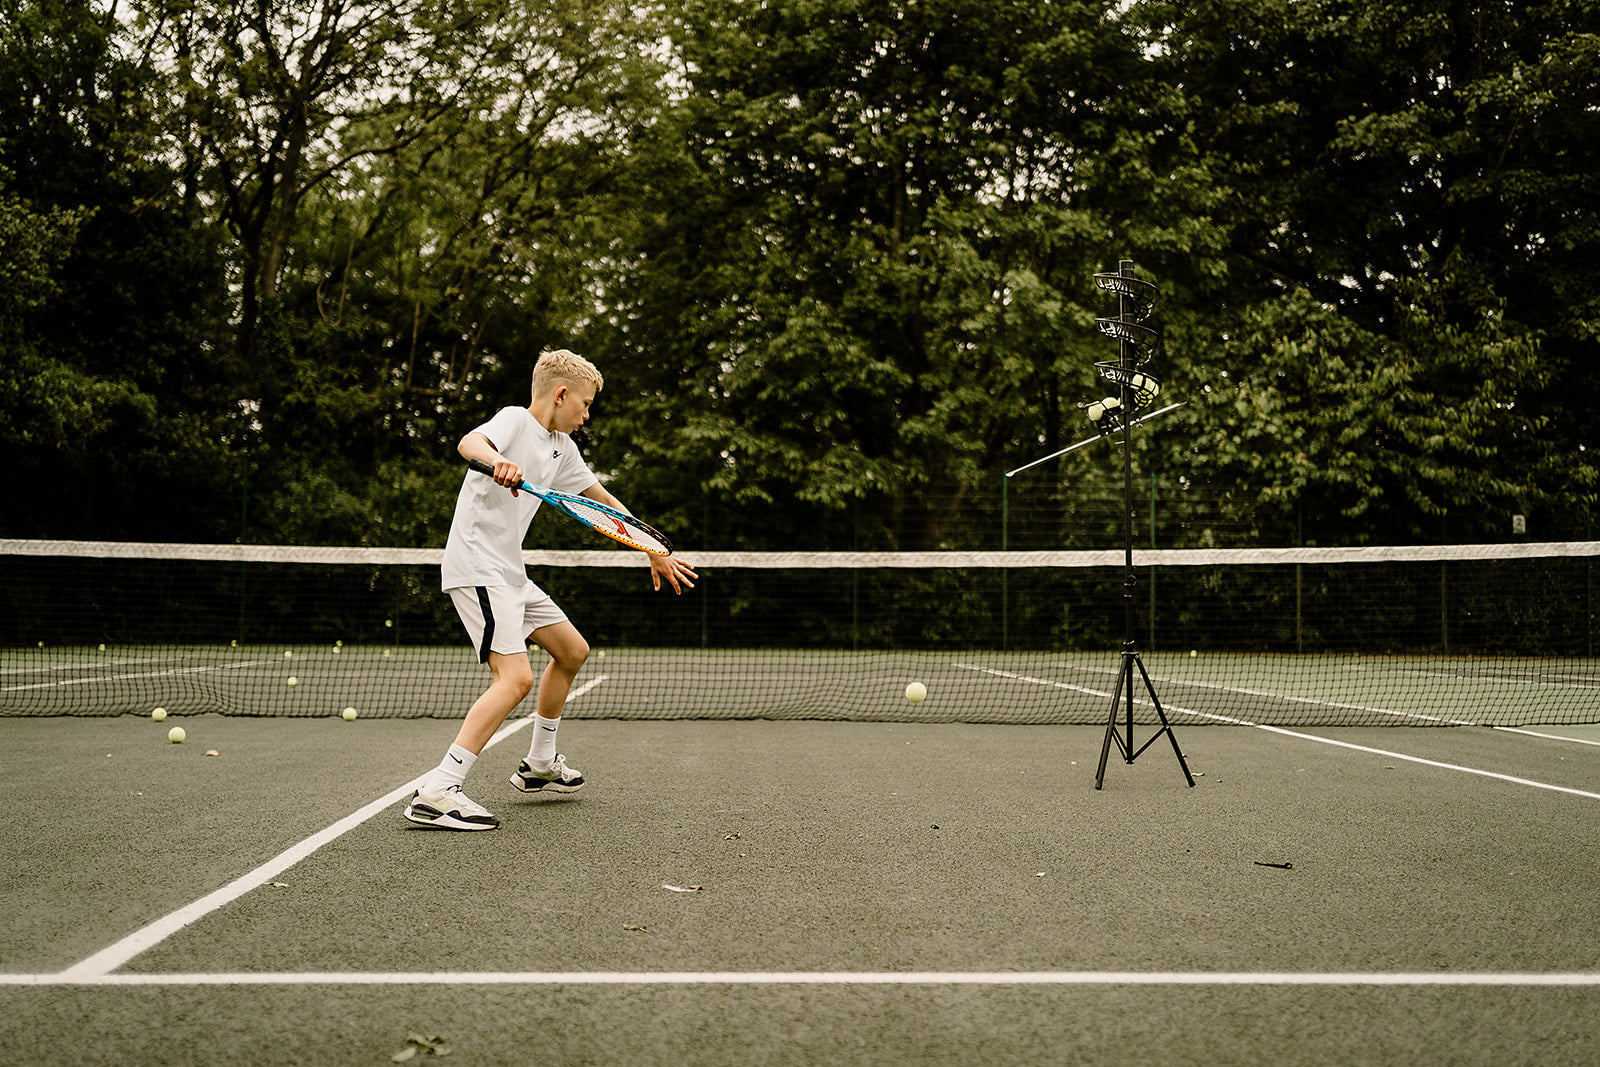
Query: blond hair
531,349,604,399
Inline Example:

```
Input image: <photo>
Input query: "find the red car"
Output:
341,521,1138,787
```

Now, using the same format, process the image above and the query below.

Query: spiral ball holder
1087,270,1163,434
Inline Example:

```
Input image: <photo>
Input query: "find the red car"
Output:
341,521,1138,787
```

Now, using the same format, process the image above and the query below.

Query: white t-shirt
441,406,598,589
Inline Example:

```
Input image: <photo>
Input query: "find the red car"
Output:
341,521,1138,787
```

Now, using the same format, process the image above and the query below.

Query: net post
1001,473,1010,650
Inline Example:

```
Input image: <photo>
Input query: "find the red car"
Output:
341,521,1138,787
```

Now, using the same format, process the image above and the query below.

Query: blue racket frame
466,458,674,556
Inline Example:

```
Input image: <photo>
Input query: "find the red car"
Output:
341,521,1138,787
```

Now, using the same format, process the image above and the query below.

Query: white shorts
447,583,569,663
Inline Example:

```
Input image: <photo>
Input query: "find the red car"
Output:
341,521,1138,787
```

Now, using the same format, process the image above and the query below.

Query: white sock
527,715,560,769
425,743,476,793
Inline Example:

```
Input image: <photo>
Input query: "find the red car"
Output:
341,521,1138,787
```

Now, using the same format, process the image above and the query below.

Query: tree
1166,0,1598,543
595,0,1229,550
110,0,673,545
0,0,236,540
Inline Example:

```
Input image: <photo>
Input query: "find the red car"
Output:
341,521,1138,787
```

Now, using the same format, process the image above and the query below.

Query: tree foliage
0,0,235,539
1167,0,1598,542
593,0,1229,549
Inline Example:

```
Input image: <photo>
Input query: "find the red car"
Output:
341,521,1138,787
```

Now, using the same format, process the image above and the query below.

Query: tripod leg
1133,655,1195,787
1094,657,1130,789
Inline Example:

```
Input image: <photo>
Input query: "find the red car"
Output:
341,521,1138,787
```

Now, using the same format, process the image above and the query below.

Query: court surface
4,707,1600,1065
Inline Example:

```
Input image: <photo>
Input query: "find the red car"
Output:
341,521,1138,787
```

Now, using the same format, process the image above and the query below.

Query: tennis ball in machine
167,726,186,744
905,682,928,703
151,708,167,722
342,707,358,721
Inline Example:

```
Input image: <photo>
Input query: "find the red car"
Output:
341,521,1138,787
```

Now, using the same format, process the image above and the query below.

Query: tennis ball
151,708,167,722
1190,649,1198,657
342,707,358,721
1087,402,1106,421
286,676,298,687
168,726,186,744
905,682,928,703
284,650,293,658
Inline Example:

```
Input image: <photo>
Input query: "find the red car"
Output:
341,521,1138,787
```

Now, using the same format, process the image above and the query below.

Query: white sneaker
403,784,499,830
509,754,585,794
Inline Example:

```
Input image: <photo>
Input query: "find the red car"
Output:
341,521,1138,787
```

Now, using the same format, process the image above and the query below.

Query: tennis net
1,539,1595,727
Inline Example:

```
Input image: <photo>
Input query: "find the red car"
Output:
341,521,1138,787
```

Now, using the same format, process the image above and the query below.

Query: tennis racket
466,458,674,556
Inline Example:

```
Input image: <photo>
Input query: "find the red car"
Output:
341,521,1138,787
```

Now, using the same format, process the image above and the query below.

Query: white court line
0,656,177,676
1344,664,1600,690
1061,661,1474,725
1494,727,1600,747
54,675,608,980
1083,663,1600,741
5,970,1600,988
955,664,1600,802
2,661,268,693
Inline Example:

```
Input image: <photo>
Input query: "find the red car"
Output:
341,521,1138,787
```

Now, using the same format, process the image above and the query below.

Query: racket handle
466,456,534,495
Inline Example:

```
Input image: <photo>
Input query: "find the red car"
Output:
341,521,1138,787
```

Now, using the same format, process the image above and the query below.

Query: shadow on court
3,715,1600,1065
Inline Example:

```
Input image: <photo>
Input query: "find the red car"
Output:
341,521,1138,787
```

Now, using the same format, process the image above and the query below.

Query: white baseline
5,970,1600,988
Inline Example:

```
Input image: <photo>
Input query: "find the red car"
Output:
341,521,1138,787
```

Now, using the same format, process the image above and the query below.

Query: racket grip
465,458,496,477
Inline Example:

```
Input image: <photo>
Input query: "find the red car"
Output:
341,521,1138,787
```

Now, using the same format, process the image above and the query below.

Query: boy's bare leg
505,621,590,788
445,622,585,758
529,620,590,720
452,650,535,755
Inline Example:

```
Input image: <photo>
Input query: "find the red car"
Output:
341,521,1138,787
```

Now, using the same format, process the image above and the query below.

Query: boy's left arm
581,484,698,595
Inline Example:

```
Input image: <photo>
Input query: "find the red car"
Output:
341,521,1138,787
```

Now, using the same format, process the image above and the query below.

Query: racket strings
560,497,673,556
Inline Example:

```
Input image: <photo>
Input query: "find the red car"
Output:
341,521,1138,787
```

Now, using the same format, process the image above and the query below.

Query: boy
404,349,697,830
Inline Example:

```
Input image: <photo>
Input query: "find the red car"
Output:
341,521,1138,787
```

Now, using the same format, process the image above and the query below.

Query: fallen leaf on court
1253,861,1294,870
205,749,220,757
393,1033,450,1060
662,884,702,893
624,923,649,932
724,833,740,840
267,882,289,888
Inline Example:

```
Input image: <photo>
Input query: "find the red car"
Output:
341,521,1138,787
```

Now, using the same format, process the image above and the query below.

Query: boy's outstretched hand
651,554,698,595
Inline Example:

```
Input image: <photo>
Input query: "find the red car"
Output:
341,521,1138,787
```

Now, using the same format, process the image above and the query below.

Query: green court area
3,714,1600,1064
5,643,1597,728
